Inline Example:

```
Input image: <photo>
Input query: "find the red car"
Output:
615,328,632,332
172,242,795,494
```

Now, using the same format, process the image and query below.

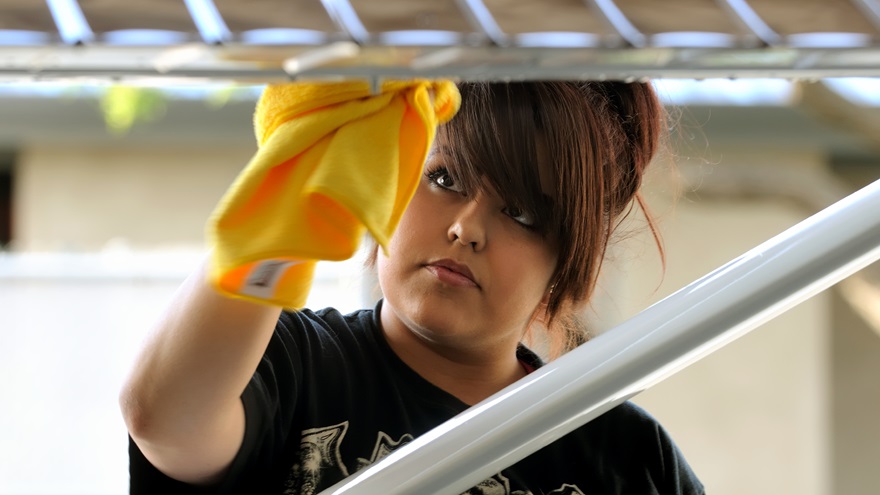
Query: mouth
425,259,479,288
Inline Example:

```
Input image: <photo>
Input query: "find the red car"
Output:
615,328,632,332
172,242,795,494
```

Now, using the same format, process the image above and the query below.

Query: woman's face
377,147,558,353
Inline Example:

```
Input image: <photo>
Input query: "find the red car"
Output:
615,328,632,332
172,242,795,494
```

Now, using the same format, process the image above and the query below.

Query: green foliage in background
95,84,260,135
99,86,168,135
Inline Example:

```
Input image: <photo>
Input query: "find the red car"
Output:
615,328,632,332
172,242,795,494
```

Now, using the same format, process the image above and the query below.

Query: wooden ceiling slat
213,0,337,33
484,0,610,35
348,0,472,33
0,1,57,31
618,0,742,35
750,0,878,35
76,0,197,33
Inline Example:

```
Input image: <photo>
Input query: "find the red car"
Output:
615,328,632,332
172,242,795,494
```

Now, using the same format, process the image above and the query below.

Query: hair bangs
435,83,560,236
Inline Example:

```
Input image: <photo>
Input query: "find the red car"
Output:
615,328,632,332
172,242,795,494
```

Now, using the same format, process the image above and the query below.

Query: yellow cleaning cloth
207,80,460,309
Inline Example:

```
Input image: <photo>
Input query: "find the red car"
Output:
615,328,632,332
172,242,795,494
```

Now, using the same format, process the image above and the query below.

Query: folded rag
207,80,460,309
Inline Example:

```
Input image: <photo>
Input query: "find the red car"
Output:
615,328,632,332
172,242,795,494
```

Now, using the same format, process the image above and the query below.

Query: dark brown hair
373,81,665,358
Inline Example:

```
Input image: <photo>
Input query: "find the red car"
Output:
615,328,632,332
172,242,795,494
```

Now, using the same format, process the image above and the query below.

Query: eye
426,167,464,194
504,206,537,229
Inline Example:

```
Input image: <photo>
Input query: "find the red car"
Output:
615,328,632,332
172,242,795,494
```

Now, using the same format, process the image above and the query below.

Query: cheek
389,187,442,252
376,252,391,289
524,244,558,292
527,235,560,280
376,247,406,303
377,208,423,284
384,218,419,259
493,240,557,295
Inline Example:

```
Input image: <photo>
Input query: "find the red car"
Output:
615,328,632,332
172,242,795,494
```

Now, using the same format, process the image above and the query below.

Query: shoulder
278,304,375,338
599,401,661,430
584,402,705,494
270,304,378,355
278,305,369,331
245,304,379,397
592,401,682,461
227,304,386,492
568,401,666,459
264,303,386,381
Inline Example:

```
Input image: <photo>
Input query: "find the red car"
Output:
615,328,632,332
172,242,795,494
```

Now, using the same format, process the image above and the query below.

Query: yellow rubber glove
206,80,460,309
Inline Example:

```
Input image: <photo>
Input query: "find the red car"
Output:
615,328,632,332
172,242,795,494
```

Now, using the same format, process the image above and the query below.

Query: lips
426,259,479,288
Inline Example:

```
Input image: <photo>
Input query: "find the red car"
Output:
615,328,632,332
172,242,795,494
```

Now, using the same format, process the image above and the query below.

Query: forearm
120,256,281,480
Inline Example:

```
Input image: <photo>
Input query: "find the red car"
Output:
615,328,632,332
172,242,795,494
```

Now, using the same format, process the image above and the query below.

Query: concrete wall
831,291,880,495
14,144,253,251
0,259,367,495
0,278,179,494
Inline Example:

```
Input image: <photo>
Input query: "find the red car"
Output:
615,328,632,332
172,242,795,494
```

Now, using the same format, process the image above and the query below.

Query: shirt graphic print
281,421,586,495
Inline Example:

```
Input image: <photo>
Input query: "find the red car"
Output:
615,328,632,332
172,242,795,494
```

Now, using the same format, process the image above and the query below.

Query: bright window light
823,78,880,107
653,79,796,106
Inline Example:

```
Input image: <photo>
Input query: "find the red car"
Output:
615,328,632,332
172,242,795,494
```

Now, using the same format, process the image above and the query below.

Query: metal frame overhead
0,0,879,82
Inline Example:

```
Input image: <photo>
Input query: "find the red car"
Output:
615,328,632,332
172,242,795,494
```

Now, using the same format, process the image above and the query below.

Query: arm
120,81,454,486
119,256,282,485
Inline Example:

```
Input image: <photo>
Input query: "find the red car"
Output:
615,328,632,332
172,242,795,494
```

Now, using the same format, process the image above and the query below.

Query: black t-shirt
130,301,705,494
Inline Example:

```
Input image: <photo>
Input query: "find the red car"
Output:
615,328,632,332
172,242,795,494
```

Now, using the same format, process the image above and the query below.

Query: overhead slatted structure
0,0,879,82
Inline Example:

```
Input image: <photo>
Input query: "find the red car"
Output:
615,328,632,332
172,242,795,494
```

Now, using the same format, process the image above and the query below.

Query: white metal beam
583,0,646,47
319,0,370,45
45,0,93,45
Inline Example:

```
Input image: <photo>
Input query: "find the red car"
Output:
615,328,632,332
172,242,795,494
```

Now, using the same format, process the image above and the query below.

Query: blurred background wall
0,80,878,495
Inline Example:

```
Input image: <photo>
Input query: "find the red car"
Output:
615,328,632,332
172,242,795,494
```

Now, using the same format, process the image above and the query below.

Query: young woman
121,81,704,494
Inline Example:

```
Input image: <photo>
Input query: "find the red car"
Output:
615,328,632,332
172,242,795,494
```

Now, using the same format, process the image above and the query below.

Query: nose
447,193,489,251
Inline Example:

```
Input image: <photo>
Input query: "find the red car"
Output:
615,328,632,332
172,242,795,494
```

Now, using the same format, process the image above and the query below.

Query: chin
398,294,472,338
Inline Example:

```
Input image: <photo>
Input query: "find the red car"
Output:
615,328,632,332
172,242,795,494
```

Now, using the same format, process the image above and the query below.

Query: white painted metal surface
318,178,880,495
